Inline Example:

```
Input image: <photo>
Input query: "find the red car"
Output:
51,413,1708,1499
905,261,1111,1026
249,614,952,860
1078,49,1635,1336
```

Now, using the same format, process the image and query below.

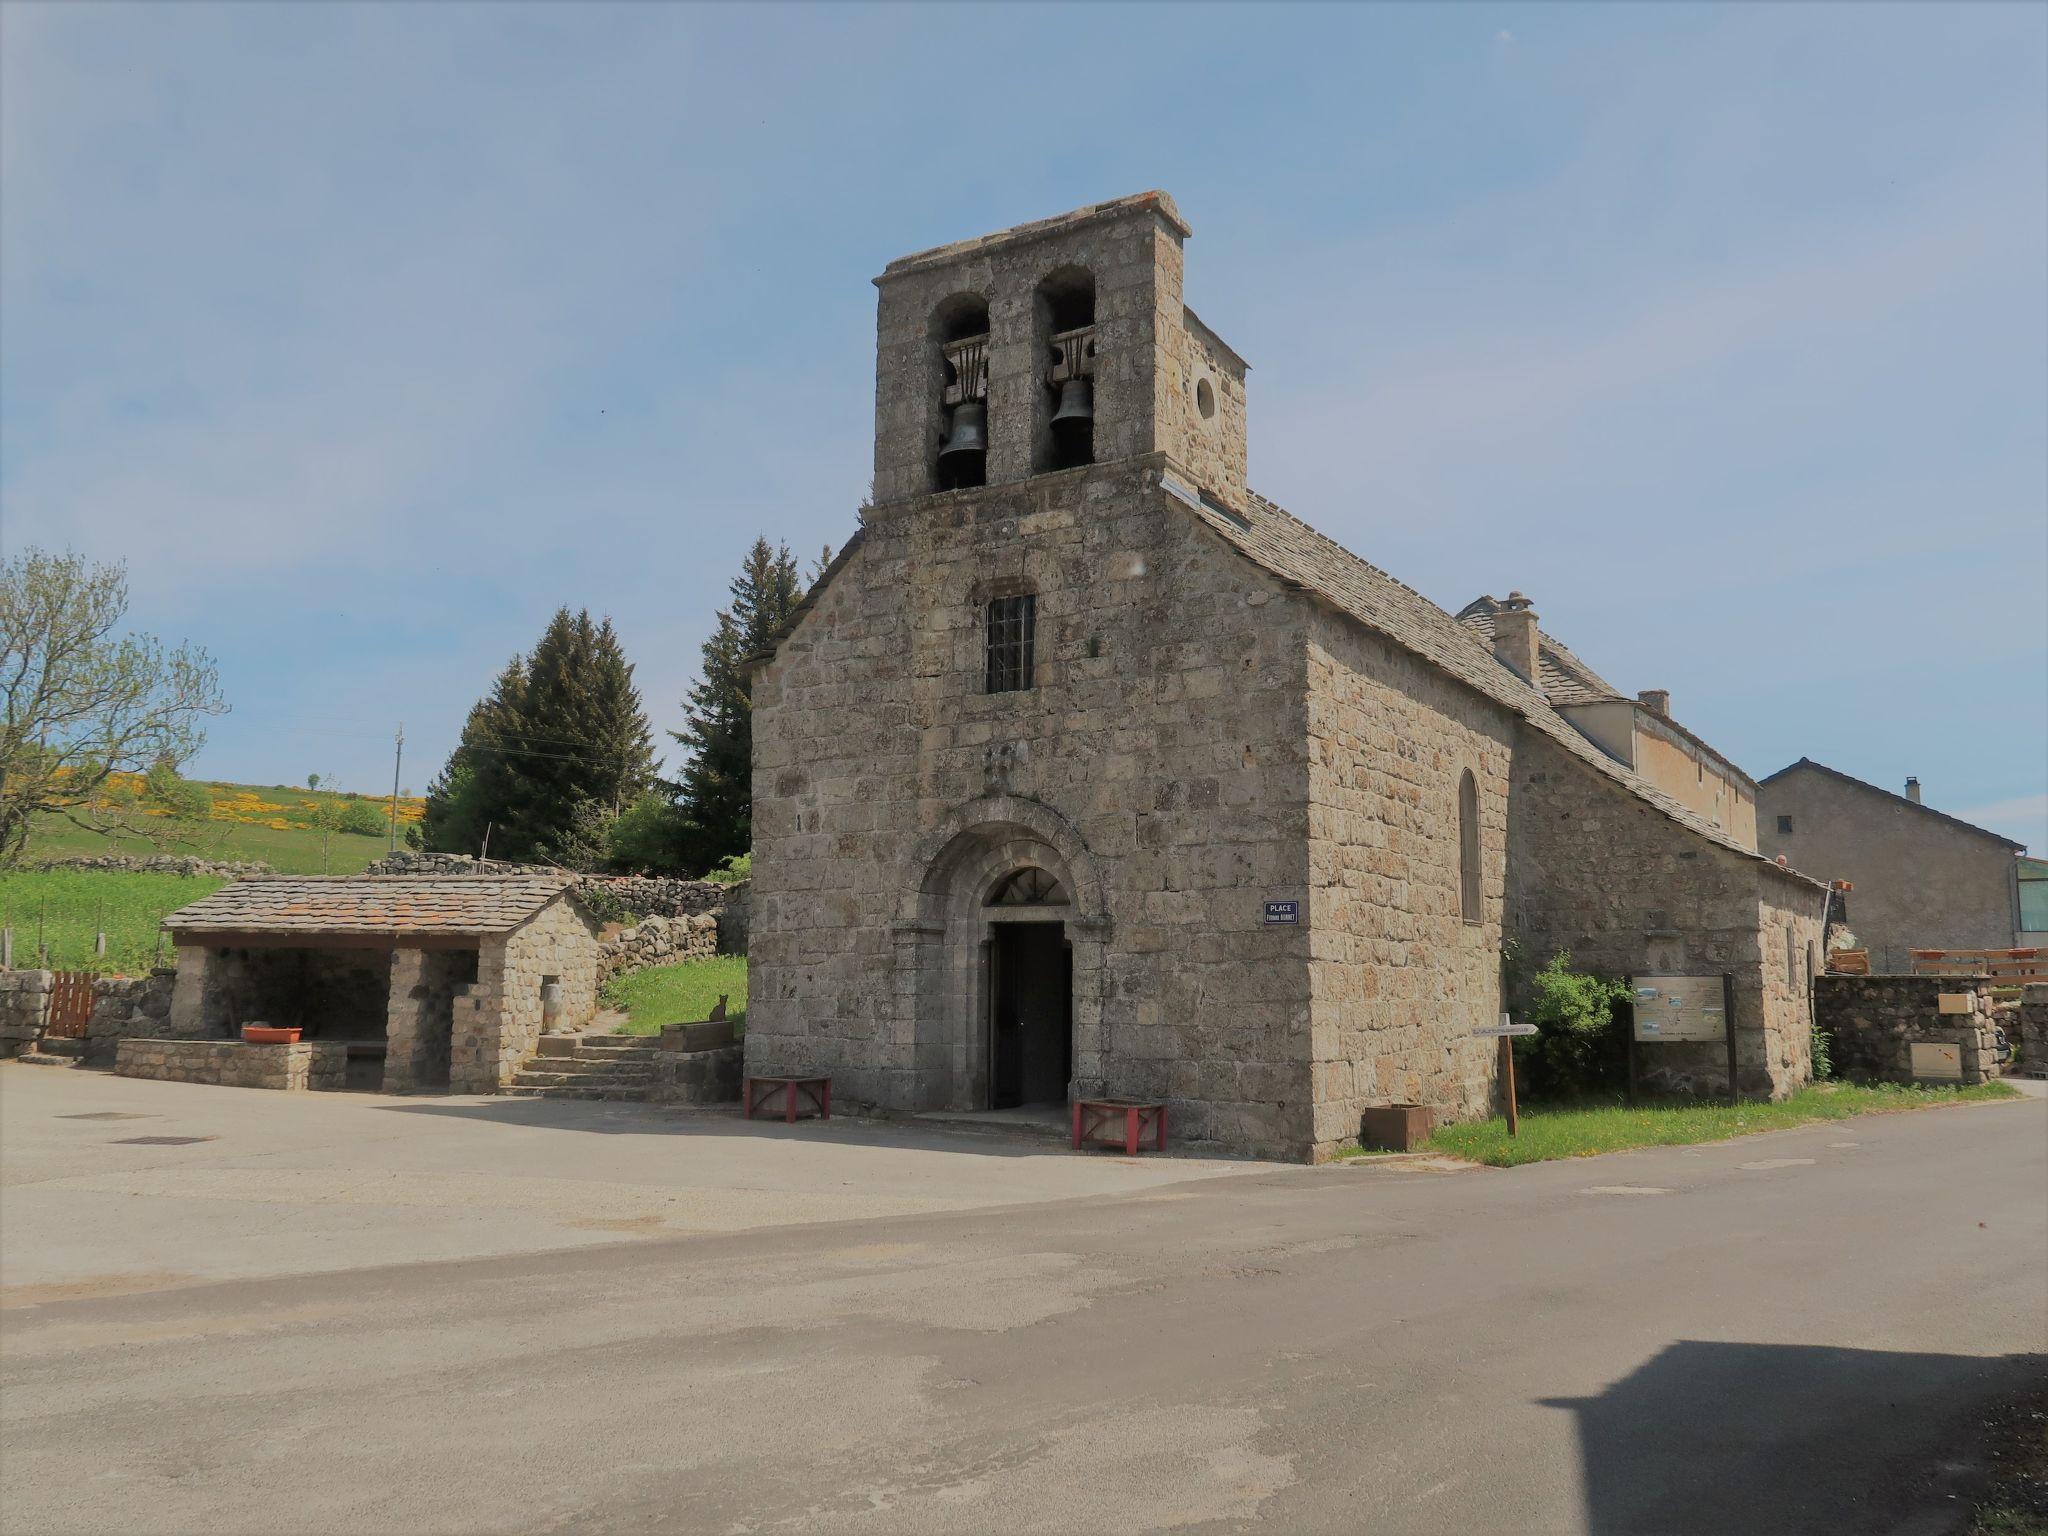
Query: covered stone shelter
158,875,603,1093
745,191,1826,1161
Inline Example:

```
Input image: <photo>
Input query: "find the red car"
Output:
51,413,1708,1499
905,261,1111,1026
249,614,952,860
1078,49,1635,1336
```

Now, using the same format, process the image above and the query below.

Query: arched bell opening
932,293,990,491
1033,267,1096,473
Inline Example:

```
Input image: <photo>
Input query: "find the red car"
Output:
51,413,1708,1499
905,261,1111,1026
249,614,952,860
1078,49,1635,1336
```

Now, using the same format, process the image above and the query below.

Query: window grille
985,595,1036,693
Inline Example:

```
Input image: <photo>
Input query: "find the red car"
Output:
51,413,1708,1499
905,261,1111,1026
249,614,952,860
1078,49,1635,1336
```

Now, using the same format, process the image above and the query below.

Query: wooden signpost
1473,1015,1538,1135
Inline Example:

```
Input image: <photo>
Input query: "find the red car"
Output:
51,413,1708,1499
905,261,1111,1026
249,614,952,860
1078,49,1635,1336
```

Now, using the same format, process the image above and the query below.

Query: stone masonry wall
598,914,718,986
1507,729,1824,1099
84,970,175,1068
1815,975,2006,1085
115,1037,346,1091
0,969,53,1057
450,897,604,1093
2019,984,2047,1073
749,456,1317,1156
1304,615,1517,1156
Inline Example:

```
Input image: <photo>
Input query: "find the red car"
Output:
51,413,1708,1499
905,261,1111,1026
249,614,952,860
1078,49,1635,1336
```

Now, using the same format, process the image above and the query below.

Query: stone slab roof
1172,480,1817,883
1453,598,1622,706
1759,758,2026,852
163,874,580,937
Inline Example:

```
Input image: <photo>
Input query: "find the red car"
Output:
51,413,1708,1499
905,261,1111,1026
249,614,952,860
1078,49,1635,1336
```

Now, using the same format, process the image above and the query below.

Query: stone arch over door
894,796,1108,1112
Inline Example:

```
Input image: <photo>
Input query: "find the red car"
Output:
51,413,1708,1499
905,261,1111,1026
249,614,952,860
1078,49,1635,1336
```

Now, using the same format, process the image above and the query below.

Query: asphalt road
3,1089,2043,1535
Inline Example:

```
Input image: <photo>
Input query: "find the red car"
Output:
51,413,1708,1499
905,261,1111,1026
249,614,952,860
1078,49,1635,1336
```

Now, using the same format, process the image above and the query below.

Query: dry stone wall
84,970,175,1067
1815,975,2006,1085
366,854,748,953
0,970,53,1056
30,855,274,877
2019,984,2047,1073
598,914,717,986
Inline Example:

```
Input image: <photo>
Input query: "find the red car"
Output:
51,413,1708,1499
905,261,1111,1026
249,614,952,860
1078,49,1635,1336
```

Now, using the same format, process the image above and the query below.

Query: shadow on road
1543,1340,2046,1535
368,1095,1091,1160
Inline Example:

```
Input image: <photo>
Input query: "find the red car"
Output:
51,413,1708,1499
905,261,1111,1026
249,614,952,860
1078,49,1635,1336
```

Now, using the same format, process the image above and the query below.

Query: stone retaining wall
0,969,53,1056
84,970,176,1068
598,914,719,986
115,1037,347,1091
1814,975,2005,1086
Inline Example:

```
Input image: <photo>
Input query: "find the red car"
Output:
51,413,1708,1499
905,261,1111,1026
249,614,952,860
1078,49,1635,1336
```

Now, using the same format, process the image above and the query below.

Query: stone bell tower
868,191,1248,511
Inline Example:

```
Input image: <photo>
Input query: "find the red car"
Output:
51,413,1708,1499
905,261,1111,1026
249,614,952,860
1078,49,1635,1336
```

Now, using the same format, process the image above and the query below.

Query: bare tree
0,550,227,865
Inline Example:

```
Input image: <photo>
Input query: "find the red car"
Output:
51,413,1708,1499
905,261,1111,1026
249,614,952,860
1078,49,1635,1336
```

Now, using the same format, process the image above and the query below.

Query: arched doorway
985,868,1072,1109
897,797,1107,1113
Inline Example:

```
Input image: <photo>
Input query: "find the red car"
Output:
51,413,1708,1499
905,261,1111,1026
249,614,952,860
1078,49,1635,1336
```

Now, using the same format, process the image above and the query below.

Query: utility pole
388,724,404,854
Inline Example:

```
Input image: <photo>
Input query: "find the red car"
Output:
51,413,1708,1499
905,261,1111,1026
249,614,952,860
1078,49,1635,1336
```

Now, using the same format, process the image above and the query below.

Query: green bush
142,760,212,821
705,851,751,885
604,792,686,873
1512,950,1631,1100
335,800,388,837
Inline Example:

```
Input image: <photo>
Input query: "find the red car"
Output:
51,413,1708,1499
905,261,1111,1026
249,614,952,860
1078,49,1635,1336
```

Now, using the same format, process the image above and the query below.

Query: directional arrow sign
1472,1021,1538,1038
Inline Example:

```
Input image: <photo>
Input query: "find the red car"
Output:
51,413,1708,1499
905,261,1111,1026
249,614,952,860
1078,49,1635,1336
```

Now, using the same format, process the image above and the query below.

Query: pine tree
422,613,657,865
422,656,526,856
669,538,820,874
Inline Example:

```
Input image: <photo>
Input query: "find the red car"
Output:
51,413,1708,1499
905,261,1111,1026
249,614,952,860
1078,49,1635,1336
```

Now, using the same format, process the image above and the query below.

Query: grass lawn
603,956,748,1036
1345,1082,2022,1168
0,869,226,975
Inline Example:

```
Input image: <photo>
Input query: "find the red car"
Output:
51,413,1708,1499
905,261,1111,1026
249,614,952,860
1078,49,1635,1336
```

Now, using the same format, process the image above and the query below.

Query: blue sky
4,1,2044,850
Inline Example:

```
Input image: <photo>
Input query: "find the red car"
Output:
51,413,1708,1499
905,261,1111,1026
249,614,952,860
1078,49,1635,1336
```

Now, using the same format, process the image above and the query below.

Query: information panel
1631,976,1729,1042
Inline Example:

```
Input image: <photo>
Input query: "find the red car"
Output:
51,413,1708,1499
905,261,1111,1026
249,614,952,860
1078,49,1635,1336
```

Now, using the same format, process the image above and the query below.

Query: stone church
745,192,1824,1160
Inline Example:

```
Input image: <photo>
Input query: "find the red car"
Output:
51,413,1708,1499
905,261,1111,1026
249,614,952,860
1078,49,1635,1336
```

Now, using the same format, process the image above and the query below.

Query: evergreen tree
669,538,819,874
422,656,526,856
422,613,657,865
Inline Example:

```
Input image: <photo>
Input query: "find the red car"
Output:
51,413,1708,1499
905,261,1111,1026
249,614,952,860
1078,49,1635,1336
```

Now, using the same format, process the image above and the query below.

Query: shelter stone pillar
383,948,425,1093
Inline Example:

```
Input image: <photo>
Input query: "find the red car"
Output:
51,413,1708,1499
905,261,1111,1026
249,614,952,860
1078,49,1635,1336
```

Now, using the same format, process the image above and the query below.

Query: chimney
1905,777,1922,805
1637,689,1670,717
1492,592,1539,684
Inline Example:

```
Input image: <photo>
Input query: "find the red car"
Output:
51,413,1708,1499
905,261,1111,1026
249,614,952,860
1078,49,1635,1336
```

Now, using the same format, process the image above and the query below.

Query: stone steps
506,1032,657,1100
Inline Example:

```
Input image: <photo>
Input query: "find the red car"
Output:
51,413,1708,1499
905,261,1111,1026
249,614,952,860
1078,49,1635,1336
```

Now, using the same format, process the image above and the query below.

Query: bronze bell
1050,377,1093,428
938,399,987,466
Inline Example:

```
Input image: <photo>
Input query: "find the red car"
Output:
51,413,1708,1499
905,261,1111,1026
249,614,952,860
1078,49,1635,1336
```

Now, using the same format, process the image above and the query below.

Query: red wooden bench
744,1075,831,1123
1072,1098,1167,1155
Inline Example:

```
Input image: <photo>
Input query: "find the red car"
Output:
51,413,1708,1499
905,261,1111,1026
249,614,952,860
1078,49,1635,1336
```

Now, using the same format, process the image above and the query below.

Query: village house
743,192,1825,1161
147,874,604,1093
1758,760,2030,970
1454,595,1759,850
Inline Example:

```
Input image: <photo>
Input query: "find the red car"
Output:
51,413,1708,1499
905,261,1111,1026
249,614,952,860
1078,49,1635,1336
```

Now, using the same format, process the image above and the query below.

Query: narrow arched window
932,294,989,491
1034,267,1096,473
1458,770,1482,925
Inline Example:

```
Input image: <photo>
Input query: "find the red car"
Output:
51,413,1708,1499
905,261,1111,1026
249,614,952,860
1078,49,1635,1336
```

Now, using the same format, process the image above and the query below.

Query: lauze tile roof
163,875,579,937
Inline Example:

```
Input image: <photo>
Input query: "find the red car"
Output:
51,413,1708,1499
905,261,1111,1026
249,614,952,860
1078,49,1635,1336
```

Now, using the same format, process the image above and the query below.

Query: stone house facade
1758,760,2025,971
746,191,1824,1160
155,875,603,1093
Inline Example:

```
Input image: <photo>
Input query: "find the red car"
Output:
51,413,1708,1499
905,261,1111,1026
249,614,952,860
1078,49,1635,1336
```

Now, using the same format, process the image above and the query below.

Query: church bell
1049,377,1094,428
938,399,988,467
